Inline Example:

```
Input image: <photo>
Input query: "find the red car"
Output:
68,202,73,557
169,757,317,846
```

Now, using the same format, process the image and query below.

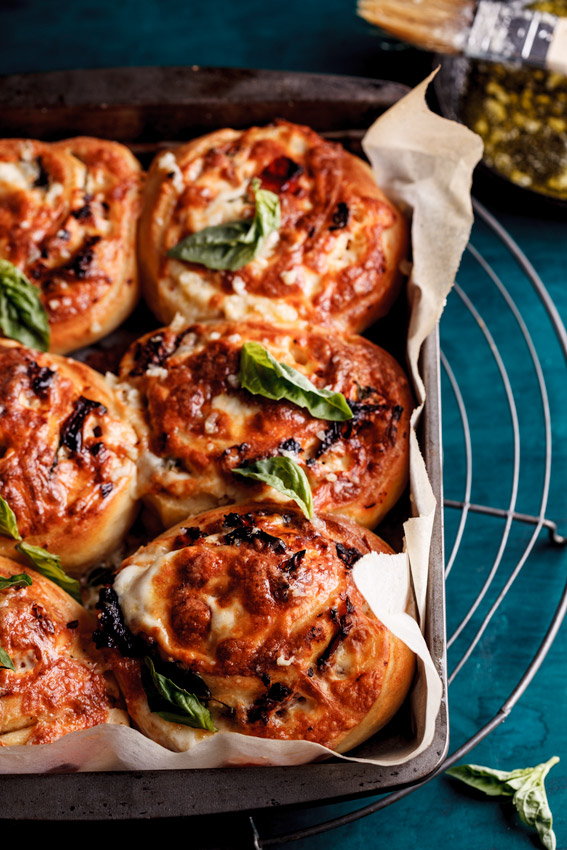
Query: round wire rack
248,199,567,847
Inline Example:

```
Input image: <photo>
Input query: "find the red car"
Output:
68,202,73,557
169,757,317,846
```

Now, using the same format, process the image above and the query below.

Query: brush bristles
358,0,476,53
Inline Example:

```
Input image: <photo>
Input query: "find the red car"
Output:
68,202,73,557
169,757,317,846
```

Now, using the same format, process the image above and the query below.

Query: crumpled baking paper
0,70,483,773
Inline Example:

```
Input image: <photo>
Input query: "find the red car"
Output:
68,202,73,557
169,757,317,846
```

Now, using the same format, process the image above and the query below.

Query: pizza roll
139,120,408,333
119,320,413,530
0,137,142,354
99,503,415,754
0,339,139,576
0,556,128,746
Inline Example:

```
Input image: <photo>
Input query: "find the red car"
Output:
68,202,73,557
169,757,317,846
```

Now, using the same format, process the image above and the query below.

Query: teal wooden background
1,1,566,847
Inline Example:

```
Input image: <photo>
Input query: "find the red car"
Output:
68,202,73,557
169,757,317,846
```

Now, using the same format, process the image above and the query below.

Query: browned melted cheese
140,121,408,333
0,137,141,353
0,340,139,571
0,558,126,745
120,321,413,529
113,504,414,751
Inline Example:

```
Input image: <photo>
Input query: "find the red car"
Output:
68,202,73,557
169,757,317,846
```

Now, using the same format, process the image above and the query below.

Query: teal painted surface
1,1,566,847
0,0,431,82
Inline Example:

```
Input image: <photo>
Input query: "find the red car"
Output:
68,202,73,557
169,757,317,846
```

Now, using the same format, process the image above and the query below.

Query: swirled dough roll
0,340,139,575
100,503,415,755
0,137,141,354
0,556,128,746
139,120,407,333
119,320,412,530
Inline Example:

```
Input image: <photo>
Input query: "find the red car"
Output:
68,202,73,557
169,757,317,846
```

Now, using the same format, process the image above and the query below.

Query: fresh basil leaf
0,495,22,541
0,573,32,590
253,178,280,240
239,341,353,422
448,757,559,850
15,542,81,604
446,763,518,796
143,657,216,733
234,456,313,519
0,647,15,671
0,259,50,351
167,177,280,271
508,757,559,850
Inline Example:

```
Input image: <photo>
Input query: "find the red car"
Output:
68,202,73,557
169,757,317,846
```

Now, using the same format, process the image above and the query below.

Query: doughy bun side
106,503,415,754
119,319,413,530
0,556,128,746
0,137,142,354
0,339,140,575
139,120,408,334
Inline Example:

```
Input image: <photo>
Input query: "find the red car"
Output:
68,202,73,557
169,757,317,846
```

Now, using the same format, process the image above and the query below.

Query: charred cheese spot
139,120,408,334
110,503,415,753
0,340,139,576
0,557,128,746
119,320,413,530
0,137,141,354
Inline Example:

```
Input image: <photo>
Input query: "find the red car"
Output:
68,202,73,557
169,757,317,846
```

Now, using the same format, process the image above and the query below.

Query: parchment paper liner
0,71,483,773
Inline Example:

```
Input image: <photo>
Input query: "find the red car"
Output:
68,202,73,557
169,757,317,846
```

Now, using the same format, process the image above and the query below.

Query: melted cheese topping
114,556,170,642
0,558,126,745
0,161,31,190
111,504,413,753
119,319,413,531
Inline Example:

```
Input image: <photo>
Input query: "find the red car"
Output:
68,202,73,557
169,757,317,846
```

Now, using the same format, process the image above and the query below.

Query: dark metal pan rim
0,65,447,819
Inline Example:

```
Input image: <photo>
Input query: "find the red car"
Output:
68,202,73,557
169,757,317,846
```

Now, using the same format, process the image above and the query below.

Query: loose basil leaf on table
143,656,216,733
15,542,82,605
234,456,314,519
239,341,353,422
0,647,15,671
0,573,32,590
0,495,22,540
167,177,280,271
0,259,50,351
508,758,559,850
447,757,559,850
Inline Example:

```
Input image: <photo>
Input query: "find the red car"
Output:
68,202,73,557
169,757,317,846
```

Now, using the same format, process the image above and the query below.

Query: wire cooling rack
248,199,567,847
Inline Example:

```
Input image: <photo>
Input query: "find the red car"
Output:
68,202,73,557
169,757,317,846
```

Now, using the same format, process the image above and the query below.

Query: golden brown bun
0,137,142,354
0,556,128,745
0,339,139,575
139,120,408,334
119,320,412,530
109,503,415,754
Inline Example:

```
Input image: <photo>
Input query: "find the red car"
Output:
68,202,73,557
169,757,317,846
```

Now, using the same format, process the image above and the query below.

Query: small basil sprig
0,647,15,671
15,542,81,605
234,456,313,519
447,757,559,850
239,342,353,422
0,573,32,590
0,495,21,540
0,495,80,603
143,657,216,733
167,177,280,271
0,259,50,351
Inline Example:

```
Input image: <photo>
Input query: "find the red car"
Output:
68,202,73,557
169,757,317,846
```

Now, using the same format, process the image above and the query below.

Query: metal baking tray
0,67,448,820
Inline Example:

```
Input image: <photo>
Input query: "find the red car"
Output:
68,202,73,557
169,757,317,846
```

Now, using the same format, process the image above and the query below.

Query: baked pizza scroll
0,339,139,576
0,137,142,354
0,556,128,746
119,320,413,530
139,120,408,334
98,503,415,754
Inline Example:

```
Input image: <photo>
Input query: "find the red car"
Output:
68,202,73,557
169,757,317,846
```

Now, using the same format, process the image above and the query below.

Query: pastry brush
358,0,567,73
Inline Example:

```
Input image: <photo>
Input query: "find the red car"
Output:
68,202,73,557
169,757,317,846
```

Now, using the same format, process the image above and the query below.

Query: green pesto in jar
462,0,567,200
